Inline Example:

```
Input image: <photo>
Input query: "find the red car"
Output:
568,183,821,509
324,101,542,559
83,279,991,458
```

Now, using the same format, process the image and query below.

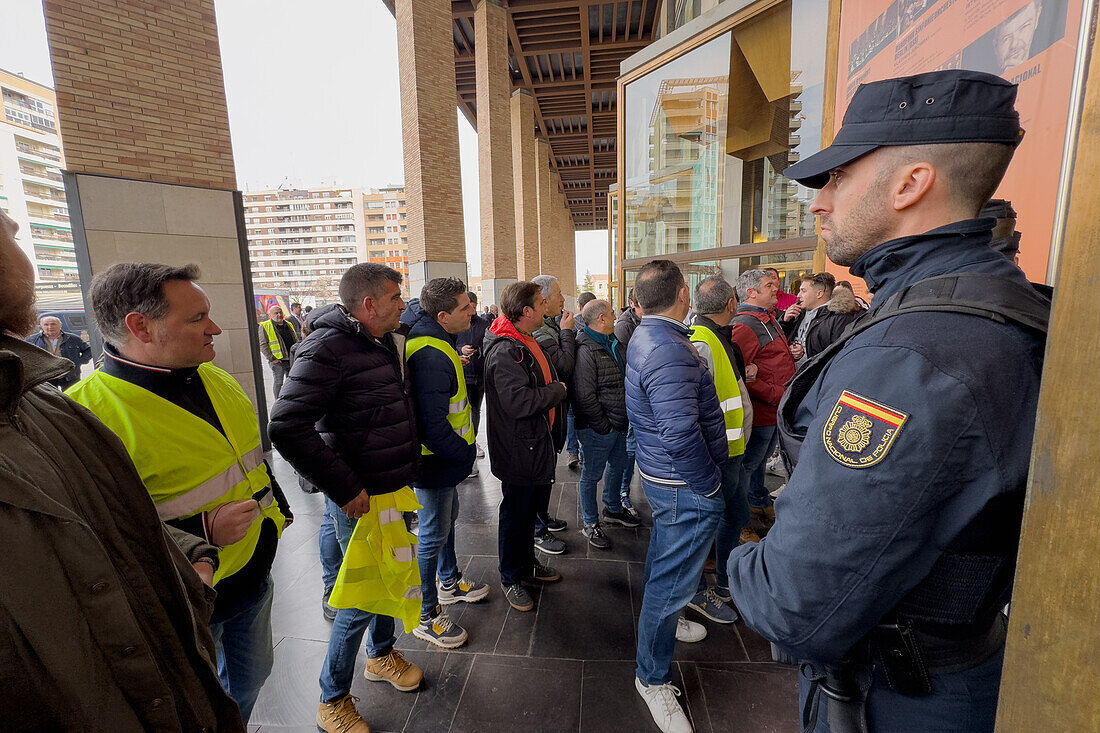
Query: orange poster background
829,0,1084,286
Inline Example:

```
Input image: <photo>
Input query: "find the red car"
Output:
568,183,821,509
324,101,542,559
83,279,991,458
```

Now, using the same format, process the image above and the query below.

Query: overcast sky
2,0,608,282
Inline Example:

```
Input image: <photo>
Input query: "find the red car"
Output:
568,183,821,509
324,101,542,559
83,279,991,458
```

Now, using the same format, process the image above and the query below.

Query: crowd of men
0,69,1047,733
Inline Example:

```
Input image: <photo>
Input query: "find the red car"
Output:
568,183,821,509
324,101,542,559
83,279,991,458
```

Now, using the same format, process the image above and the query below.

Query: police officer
727,70,1050,732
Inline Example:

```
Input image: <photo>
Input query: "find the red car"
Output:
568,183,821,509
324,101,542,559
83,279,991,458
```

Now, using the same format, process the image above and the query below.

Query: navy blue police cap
784,69,1025,189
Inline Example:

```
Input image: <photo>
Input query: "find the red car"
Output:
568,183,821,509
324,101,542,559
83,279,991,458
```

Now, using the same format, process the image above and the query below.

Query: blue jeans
319,495,397,702
740,424,778,509
699,455,747,594
636,481,723,686
621,425,636,501
576,427,628,525
209,575,275,723
413,486,460,616
566,405,580,455
319,509,343,592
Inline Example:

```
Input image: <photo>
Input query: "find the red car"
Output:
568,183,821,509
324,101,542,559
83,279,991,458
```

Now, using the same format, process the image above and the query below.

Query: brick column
395,0,468,297
511,90,540,281
535,137,555,275
558,190,577,309
474,0,517,306
42,0,269,434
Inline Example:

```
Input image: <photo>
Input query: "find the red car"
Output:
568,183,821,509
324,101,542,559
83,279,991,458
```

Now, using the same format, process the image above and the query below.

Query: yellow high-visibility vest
328,486,422,633
261,319,285,360
689,325,747,457
67,363,286,584
405,335,474,455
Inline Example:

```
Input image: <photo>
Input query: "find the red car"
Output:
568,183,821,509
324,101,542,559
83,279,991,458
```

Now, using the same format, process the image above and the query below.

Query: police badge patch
823,390,909,468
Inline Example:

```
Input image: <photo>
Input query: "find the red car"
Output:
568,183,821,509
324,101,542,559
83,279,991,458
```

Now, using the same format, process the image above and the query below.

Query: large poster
836,0,1085,282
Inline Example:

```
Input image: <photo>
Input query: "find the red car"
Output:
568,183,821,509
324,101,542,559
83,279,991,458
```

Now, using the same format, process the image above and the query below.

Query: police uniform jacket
728,219,1044,665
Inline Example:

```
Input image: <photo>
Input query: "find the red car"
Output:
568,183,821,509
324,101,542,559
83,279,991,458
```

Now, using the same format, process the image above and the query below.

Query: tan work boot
363,649,423,691
317,694,370,733
739,527,761,544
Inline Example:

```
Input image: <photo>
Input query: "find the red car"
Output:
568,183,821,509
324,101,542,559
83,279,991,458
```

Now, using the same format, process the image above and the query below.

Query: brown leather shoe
703,556,717,573
317,695,370,733
363,649,423,692
751,505,776,522
739,527,761,544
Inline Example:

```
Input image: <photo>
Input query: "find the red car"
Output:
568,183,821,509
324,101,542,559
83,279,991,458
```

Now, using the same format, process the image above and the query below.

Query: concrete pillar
395,0,468,297
559,192,577,307
535,137,555,276
512,91,540,281
474,0,517,306
42,0,268,431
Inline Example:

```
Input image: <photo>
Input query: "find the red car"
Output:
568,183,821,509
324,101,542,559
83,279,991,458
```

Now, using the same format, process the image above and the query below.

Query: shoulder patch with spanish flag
822,390,909,469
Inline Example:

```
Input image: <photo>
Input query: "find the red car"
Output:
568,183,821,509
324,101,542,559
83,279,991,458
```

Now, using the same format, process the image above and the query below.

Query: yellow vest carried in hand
67,362,286,584
405,336,475,455
689,325,747,457
329,486,422,633
261,319,285,360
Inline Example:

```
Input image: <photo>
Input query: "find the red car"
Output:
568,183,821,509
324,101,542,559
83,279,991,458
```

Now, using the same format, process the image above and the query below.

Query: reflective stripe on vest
690,325,747,457
261,318,284,360
405,335,475,455
66,363,286,584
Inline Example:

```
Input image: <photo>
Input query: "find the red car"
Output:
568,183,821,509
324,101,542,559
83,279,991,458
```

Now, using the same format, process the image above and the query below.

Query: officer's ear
891,161,936,212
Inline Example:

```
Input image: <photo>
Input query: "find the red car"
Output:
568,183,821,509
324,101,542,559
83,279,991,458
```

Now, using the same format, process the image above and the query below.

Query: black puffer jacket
269,303,419,506
804,287,864,358
401,300,477,489
533,315,576,381
483,316,567,484
571,328,628,434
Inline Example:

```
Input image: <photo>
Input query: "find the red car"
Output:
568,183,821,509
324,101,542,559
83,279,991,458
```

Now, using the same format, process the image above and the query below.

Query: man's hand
783,304,802,322
208,499,260,546
560,310,575,330
192,560,215,587
460,345,476,357
790,343,805,361
341,490,371,519
745,363,759,382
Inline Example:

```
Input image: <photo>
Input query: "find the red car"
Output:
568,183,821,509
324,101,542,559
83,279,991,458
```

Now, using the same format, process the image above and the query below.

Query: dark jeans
209,575,275,723
566,405,580,455
534,483,554,536
499,481,548,586
468,381,484,437
701,455,747,594
269,359,291,399
413,486,460,616
576,427,629,525
741,424,778,509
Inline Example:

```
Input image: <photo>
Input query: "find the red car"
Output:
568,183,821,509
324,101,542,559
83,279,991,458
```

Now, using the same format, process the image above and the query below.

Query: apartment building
0,68,77,299
243,185,410,299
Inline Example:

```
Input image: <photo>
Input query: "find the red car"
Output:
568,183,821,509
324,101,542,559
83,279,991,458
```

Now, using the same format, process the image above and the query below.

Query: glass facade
618,0,829,299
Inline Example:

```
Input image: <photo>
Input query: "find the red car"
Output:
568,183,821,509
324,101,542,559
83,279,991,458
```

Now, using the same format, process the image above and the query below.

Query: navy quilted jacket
625,315,727,496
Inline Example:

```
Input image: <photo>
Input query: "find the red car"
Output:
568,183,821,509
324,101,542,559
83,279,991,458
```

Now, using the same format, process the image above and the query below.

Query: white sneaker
476,445,485,458
635,677,693,733
765,453,787,477
675,616,707,643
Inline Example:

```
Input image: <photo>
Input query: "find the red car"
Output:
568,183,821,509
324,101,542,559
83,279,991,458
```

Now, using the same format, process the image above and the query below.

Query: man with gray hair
530,273,577,554
685,276,758,627
25,314,91,389
729,269,797,532
68,262,292,724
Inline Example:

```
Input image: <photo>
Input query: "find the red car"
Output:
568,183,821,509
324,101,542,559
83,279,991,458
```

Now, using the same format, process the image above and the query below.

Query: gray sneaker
413,607,468,649
581,523,612,550
524,561,562,583
437,575,490,605
534,530,566,555
503,583,534,611
687,587,739,624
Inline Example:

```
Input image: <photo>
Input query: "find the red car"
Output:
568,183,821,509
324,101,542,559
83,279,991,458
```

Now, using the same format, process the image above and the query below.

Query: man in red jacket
729,269,797,529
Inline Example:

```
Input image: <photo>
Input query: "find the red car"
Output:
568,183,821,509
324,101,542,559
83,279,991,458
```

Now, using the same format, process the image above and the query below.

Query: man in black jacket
400,281,490,650
572,299,639,551
781,273,863,361
530,274,576,554
483,281,569,612
269,263,423,733
456,290,490,464
25,315,92,389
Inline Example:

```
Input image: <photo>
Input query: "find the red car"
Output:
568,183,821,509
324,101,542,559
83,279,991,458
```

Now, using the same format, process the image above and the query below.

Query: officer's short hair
340,263,402,310
633,260,685,314
735,270,773,302
419,277,467,319
532,274,559,299
878,142,1015,215
694,275,735,315
91,262,201,347
500,281,542,322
